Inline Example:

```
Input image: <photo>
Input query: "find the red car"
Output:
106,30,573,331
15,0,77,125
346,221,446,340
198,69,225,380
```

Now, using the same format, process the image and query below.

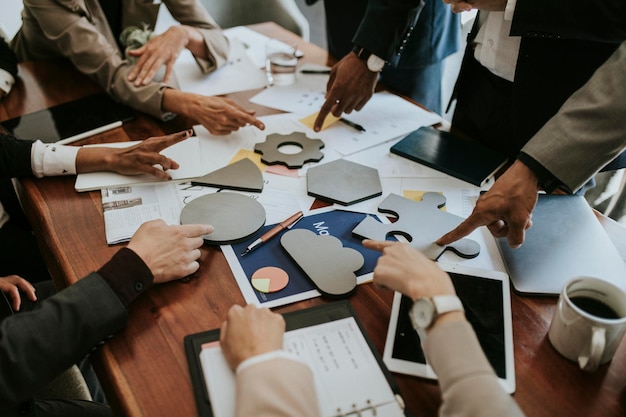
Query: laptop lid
496,194,626,296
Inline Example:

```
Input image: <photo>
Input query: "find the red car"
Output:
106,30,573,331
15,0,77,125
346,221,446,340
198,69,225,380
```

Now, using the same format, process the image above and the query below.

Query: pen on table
241,210,304,256
339,118,366,132
56,120,123,145
301,69,331,74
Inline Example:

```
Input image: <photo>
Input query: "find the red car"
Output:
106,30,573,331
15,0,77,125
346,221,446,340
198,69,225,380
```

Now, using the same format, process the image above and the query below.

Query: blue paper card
223,208,385,308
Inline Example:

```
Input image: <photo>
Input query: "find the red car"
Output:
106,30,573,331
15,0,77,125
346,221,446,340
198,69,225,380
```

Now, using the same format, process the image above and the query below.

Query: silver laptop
496,194,626,295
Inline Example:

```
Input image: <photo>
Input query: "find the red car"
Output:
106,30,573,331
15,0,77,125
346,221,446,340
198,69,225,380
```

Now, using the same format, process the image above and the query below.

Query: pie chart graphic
251,267,289,293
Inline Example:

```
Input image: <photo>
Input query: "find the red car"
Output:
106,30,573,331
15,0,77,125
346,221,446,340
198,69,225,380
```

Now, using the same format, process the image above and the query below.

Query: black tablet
383,263,516,394
1,93,135,144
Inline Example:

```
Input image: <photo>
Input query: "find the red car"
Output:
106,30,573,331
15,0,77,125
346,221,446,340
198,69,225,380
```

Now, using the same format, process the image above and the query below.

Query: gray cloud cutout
280,228,364,298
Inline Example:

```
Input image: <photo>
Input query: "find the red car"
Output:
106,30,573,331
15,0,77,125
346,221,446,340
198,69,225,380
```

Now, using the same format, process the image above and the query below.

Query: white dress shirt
472,0,521,82
0,141,79,228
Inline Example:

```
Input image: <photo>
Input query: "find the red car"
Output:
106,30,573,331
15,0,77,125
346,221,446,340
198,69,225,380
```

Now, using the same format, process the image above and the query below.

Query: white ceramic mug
548,277,626,371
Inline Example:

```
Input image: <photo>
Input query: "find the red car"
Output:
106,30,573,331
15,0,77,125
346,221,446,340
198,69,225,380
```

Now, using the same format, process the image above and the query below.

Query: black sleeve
352,0,426,65
511,0,626,42
0,37,17,79
0,133,34,178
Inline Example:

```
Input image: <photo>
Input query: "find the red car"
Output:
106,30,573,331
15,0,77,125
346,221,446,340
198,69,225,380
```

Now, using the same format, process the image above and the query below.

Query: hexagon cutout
307,159,382,206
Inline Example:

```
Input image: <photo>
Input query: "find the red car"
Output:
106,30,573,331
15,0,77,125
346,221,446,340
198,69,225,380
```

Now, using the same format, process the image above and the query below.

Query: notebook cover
496,194,626,295
0,93,135,143
184,301,408,417
390,126,508,187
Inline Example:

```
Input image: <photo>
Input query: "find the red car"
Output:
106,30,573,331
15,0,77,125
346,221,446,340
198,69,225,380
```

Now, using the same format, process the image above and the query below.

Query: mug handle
578,326,606,371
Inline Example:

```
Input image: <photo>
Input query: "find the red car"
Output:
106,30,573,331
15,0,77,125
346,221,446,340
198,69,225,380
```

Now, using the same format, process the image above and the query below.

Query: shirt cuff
0,68,14,95
31,141,80,178
98,247,154,308
504,0,517,20
236,350,306,375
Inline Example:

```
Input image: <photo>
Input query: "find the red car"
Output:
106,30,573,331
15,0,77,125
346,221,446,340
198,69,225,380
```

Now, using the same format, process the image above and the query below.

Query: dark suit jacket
307,0,461,112
317,0,459,67
0,134,33,178
0,274,127,412
0,37,17,81
457,1,626,160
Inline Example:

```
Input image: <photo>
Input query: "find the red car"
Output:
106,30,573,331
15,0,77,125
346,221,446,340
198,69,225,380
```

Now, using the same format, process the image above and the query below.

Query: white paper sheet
174,38,268,96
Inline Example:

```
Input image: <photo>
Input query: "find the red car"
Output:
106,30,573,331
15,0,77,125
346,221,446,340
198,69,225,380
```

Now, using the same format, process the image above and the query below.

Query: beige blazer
236,320,525,417
11,0,229,119
235,357,320,417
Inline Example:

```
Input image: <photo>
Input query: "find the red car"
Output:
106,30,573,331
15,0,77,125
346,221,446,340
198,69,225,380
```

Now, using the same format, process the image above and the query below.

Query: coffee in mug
548,277,626,371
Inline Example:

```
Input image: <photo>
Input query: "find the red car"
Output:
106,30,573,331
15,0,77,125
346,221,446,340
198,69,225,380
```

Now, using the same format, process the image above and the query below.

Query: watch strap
431,295,464,317
352,45,373,61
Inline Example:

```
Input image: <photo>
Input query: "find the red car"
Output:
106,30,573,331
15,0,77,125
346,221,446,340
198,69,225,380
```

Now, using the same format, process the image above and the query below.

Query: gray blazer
522,41,626,193
11,0,229,119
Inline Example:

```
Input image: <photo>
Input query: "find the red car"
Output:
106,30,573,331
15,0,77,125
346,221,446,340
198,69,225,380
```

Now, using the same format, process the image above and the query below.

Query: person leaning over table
306,0,460,120
441,0,626,170
219,240,526,417
0,125,210,417
11,0,265,136
313,0,428,131
437,40,626,250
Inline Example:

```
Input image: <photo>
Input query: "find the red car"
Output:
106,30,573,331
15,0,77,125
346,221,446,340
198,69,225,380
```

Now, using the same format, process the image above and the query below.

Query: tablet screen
1,93,135,143
383,264,515,393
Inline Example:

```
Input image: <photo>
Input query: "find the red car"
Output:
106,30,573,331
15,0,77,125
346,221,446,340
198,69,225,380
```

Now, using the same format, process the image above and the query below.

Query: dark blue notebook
390,126,508,187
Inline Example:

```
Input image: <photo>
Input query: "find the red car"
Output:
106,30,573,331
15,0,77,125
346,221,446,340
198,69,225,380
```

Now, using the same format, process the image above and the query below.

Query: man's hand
220,304,286,371
442,0,507,13
76,129,193,180
437,160,540,248
162,90,265,135
313,53,378,132
0,275,37,311
127,219,212,283
127,25,206,86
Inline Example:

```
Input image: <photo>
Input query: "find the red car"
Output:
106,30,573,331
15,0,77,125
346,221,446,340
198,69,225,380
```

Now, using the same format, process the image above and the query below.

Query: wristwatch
352,45,385,72
409,295,464,331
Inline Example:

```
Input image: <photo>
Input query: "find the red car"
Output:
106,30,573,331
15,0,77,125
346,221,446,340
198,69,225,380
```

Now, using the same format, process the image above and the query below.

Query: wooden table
2,22,625,417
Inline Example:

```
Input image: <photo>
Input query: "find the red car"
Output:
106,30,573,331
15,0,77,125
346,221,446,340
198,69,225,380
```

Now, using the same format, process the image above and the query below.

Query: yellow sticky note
229,148,266,171
299,111,340,131
402,190,447,211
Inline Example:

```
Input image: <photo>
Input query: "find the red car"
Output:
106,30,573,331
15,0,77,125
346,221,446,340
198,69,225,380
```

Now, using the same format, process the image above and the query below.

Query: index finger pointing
362,239,397,252
144,130,193,152
436,216,483,246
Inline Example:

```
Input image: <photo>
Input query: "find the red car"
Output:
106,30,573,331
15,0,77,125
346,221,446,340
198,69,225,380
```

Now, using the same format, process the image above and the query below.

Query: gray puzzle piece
280,228,363,298
352,193,480,260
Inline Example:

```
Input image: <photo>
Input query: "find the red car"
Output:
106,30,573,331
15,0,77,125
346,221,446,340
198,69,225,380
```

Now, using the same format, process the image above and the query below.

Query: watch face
367,55,385,72
411,298,434,329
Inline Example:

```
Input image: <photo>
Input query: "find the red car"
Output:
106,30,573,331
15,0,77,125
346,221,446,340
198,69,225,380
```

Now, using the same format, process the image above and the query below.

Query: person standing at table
442,0,626,166
219,240,526,417
437,39,626,249
11,0,265,135
306,0,461,115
